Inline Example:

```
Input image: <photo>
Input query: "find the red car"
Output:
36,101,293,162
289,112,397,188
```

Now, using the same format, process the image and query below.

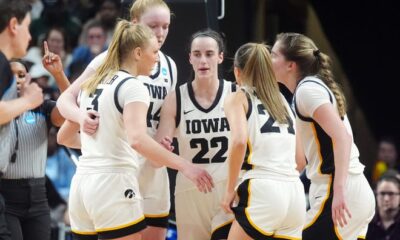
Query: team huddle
0,0,376,240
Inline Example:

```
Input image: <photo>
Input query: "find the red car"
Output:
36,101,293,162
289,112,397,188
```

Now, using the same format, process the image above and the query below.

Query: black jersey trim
231,82,237,92
240,89,252,120
187,79,224,113
233,179,276,239
294,80,333,122
164,53,174,88
175,87,181,128
149,54,161,79
211,220,232,240
119,69,130,74
303,176,339,240
311,122,335,175
145,215,169,228
114,77,136,114
71,233,97,240
97,217,147,239
278,82,293,105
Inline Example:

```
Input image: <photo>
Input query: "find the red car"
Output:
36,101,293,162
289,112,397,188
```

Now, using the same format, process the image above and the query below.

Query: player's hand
221,190,236,214
80,109,99,135
160,136,174,152
42,41,63,75
21,76,43,109
182,163,214,193
332,188,352,228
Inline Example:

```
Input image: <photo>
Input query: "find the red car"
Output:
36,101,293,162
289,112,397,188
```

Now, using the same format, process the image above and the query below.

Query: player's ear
133,47,141,61
189,53,193,65
218,52,223,64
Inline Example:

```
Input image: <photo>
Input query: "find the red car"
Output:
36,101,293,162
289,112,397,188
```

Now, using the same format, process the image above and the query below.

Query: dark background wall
310,0,399,144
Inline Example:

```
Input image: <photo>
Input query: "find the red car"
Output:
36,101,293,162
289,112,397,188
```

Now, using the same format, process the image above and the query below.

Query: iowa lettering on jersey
143,83,167,100
185,118,229,134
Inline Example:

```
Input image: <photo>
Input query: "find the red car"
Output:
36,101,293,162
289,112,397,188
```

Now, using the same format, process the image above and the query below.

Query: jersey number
146,102,161,128
257,104,295,134
190,136,228,164
87,89,103,111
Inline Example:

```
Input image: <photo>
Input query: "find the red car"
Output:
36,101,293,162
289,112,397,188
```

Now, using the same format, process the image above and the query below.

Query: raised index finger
43,41,49,55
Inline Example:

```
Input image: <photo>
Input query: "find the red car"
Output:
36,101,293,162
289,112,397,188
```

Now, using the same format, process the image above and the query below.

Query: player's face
376,180,400,214
189,37,223,80
139,6,170,49
137,36,159,76
271,41,290,83
12,13,32,58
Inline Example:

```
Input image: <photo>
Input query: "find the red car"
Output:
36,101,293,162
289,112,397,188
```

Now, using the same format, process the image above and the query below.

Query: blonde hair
129,0,170,21
276,32,347,117
81,20,154,94
234,43,290,124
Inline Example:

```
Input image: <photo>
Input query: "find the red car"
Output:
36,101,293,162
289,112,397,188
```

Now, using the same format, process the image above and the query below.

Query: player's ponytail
234,42,289,124
82,20,154,94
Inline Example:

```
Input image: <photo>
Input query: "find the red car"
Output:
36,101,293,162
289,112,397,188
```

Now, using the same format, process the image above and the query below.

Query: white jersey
175,79,236,192
294,76,365,182
241,87,299,181
88,50,176,137
78,70,150,171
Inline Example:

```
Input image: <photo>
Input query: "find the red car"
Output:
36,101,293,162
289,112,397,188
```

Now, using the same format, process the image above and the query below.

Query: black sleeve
0,57,13,99
40,99,56,128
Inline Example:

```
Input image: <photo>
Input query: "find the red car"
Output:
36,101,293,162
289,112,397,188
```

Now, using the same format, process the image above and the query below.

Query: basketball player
271,32,375,239
221,43,306,240
64,21,212,240
156,29,235,240
53,1,177,239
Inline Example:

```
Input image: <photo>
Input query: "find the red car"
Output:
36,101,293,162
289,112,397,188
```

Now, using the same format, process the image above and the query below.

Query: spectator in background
65,0,99,26
79,0,120,45
372,136,400,183
29,0,44,21
25,27,72,80
30,0,81,49
69,20,107,73
367,170,400,240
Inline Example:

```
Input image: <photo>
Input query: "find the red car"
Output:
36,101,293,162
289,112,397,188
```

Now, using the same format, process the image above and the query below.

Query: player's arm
57,120,81,149
221,91,248,213
55,51,108,135
124,100,213,193
313,103,352,227
154,90,178,159
56,66,97,127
